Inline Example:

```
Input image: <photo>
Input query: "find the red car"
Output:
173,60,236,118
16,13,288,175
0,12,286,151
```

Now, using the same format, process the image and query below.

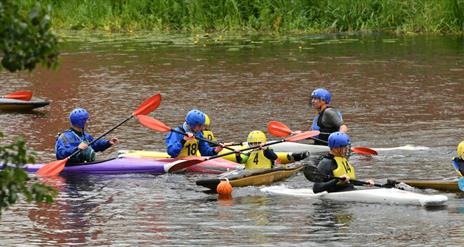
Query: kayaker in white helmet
305,132,374,193
309,88,348,145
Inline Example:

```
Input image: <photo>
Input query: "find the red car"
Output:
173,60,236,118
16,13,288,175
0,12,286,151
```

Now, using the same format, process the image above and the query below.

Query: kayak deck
0,98,49,110
196,163,304,190
261,185,448,207
399,178,460,193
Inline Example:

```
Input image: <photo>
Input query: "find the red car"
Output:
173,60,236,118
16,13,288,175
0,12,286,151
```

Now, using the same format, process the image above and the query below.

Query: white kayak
261,185,448,207
270,142,329,154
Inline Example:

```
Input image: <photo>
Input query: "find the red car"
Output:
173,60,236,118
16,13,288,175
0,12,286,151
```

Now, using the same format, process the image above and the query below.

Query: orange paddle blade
132,93,161,116
285,130,320,142
4,91,33,101
36,158,68,176
267,121,292,137
137,115,171,132
351,147,378,155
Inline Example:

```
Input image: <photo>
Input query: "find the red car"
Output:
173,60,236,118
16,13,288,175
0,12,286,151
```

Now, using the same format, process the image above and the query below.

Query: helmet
185,109,206,127
457,141,464,159
204,114,211,127
69,108,89,129
311,88,331,104
328,132,350,149
247,130,267,144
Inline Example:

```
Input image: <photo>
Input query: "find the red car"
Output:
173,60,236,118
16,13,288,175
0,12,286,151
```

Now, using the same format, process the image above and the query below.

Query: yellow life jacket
178,138,201,158
333,156,356,185
202,130,217,142
245,149,273,170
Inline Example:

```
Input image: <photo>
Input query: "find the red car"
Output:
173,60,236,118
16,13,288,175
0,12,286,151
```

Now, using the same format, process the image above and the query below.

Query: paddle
2,91,33,101
135,115,236,151
36,93,162,176
267,121,378,156
137,117,320,172
303,165,396,188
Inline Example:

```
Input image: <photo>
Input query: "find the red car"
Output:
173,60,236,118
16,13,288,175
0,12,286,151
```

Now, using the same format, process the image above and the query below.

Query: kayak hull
0,98,49,110
196,163,304,190
25,157,240,174
261,185,447,207
400,179,460,192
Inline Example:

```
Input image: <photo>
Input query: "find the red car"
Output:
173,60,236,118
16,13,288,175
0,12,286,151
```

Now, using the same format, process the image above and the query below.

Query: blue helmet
185,109,205,127
311,88,331,104
328,132,350,149
69,108,89,129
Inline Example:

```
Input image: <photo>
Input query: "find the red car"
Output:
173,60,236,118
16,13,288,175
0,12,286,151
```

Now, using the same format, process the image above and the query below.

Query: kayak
118,142,328,164
196,163,304,190
399,178,461,193
0,98,49,110
24,157,240,174
261,185,448,207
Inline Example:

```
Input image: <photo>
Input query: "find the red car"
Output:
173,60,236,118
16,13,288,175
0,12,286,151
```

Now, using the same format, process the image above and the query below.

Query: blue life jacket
55,128,111,164
165,123,217,158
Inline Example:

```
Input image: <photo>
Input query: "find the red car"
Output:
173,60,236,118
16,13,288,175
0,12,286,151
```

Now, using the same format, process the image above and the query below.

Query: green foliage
0,0,59,72
0,132,57,216
15,0,464,34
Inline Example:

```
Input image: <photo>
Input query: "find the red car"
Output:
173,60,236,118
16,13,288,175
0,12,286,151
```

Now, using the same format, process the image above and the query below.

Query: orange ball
216,180,233,195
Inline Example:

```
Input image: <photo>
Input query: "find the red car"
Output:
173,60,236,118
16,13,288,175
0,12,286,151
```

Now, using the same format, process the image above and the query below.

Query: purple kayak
26,157,167,174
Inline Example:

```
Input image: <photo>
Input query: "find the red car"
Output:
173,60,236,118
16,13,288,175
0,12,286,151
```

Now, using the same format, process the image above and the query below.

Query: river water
1,32,464,246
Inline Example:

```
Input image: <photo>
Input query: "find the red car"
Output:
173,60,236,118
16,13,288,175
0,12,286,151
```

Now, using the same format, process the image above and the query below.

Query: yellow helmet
204,114,211,127
457,141,464,159
247,130,267,144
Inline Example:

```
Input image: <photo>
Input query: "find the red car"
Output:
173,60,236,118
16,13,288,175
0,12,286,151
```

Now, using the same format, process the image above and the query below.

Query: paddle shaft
205,139,284,160
68,115,133,159
170,128,235,152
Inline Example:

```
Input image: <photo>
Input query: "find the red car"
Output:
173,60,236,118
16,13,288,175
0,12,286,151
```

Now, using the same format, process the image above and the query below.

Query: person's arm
263,148,278,161
312,160,338,193
55,133,79,159
198,132,221,156
87,133,112,152
165,130,185,158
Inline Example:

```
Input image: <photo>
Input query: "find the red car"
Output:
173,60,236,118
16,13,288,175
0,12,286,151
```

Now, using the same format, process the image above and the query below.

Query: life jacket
245,149,273,170
56,129,95,163
177,125,201,158
332,156,356,185
452,157,464,177
311,106,343,145
202,130,217,142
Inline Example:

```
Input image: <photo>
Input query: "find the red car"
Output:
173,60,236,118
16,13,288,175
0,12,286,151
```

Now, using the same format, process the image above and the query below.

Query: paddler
202,114,217,142
235,130,279,170
55,108,119,164
452,141,464,176
165,109,223,158
309,88,348,145
306,132,374,193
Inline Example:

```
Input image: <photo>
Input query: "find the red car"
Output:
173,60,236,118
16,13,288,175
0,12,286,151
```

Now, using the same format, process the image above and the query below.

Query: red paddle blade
267,121,292,137
132,93,161,116
137,115,171,132
285,130,320,142
351,147,378,155
164,158,204,173
4,91,33,101
36,158,68,176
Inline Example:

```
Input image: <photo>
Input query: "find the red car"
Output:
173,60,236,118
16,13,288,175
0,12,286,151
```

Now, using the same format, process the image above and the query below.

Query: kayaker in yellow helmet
202,114,217,142
452,141,464,176
236,130,279,170
306,132,374,193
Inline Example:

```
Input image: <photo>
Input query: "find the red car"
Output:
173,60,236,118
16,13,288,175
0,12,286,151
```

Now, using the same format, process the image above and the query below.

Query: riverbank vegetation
18,0,464,34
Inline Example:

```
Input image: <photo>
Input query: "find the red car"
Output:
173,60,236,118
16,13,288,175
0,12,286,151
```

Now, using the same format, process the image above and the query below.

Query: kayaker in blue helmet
306,132,374,193
165,109,223,158
310,88,348,145
55,108,119,164
452,141,464,176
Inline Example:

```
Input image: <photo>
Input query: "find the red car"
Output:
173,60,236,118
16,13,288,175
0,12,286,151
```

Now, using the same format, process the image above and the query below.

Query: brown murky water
1,33,464,246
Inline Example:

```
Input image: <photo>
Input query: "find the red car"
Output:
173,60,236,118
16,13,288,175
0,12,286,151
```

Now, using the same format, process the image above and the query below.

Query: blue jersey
55,129,112,162
165,123,217,158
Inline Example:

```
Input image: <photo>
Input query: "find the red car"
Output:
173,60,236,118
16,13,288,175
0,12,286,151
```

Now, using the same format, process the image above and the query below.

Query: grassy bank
20,0,464,34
